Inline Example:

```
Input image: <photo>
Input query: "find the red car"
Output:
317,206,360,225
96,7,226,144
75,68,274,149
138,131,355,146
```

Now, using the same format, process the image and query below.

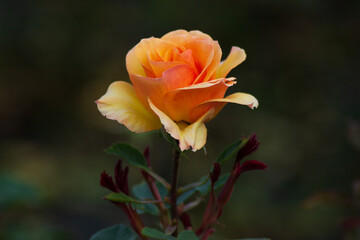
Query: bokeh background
1,0,360,239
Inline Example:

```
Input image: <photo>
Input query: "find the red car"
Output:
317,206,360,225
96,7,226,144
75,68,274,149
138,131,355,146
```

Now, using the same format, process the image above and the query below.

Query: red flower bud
179,212,193,230
114,160,130,195
236,134,259,162
143,146,151,167
240,160,268,173
100,171,119,192
210,162,221,183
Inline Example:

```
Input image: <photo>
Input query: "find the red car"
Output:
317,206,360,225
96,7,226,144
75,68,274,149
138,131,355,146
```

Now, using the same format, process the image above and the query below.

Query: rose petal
164,78,235,123
216,47,246,78
190,92,259,122
96,81,161,133
126,48,146,77
161,64,197,92
149,99,214,152
188,30,213,40
130,38,176,76
179,108,214,151
183,39,214,71
172,49,199,75
130,64,196,112
161,29,192,45
149,60,184,78
129,74,164,111
184,39,222,84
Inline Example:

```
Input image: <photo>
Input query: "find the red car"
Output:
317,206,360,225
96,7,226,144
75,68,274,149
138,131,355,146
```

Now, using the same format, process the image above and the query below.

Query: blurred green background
1,0,360,239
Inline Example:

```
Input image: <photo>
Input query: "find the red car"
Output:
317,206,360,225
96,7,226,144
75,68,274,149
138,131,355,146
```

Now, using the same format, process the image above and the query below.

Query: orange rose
96,30,258,151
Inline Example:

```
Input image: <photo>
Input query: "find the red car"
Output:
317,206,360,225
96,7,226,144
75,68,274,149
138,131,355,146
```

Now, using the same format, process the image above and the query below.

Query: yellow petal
216,47,246,78
126,48,146,77
179,108,214,151
149,99,214,152
148,98,181,141
96,81,162,133
190,92,258,122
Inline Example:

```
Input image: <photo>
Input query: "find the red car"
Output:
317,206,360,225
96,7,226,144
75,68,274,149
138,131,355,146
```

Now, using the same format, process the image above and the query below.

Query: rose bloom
96,30,258,151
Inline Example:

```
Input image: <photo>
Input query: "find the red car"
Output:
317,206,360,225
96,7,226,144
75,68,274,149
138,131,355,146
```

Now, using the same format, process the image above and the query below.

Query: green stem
170,145,181,236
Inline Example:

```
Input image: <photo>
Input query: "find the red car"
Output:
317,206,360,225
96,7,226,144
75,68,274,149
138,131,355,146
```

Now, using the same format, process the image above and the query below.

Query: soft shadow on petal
149,99,214,152
162,64,197,92
164,78,235,123
216,47,246,78
129,74,164,111
126,48,146,77
180,108,214,151
130,64,196,113
190,92,258,123
96,81,162,133
132,38,176,74
149,60,185,78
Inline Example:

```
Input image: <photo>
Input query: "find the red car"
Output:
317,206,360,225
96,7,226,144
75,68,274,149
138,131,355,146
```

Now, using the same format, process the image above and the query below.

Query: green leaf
177,188,197,204
90,224,137,240
132,181,155,200
177,173,230,204
132,181,168,201
133,181,168,199
105,143,170,189
0,175,40,209
216,138,249,166
105,192,160,205
105,192,138,203
132,181,168,216
214,173,230,190
234,239,271,240
131,202,159,216
178,230,200,240
141,227,175,240
105,143,148,170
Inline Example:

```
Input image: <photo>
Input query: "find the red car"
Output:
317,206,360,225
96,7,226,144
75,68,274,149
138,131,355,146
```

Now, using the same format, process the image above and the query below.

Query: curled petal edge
149,99,214,152
216,47,246,78
96,81,162,133
190,92,259,122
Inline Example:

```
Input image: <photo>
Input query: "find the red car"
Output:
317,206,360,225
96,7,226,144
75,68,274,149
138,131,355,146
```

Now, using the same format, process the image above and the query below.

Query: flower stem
170,145,181,236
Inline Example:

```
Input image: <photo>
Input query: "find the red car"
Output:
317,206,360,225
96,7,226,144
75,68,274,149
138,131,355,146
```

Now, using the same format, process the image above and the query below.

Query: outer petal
129,74,164,111
96,81,162,133
161,29,190,45
190,92,259,123
179,108,214,151
149,99,214,152
126,48,146,77
163,78,236,123
216,47,246,78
